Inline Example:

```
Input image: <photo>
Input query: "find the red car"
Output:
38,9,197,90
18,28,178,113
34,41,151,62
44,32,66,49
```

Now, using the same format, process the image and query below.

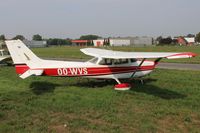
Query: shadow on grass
129,78,187,100
30,81,60,95
29,78,186,99
74,79,116,88
76,78,186,100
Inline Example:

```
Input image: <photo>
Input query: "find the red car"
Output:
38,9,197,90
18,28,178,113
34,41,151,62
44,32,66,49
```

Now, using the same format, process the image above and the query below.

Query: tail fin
5,39,41,65
5,40,43,79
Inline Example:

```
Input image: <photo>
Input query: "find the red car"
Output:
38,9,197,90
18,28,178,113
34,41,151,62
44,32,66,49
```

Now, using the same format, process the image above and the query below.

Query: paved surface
157,63,200,71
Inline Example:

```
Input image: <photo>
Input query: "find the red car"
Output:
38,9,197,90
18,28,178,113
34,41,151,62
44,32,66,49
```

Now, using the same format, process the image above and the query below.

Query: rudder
5,39,41,65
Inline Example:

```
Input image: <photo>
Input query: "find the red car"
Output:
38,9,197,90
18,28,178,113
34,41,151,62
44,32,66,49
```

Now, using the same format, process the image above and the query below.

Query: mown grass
0,66,200,133
32,45,200,63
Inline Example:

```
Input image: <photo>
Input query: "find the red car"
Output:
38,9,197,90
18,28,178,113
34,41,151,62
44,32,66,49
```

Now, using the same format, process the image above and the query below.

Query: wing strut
154,58,162,64
130,58,146,78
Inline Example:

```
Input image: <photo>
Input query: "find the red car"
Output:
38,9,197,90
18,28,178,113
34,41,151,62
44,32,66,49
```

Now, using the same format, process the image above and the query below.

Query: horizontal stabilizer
20,69,43,79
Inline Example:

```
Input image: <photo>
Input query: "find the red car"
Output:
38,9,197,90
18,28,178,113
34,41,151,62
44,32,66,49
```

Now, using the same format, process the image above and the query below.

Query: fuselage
15,58,156,80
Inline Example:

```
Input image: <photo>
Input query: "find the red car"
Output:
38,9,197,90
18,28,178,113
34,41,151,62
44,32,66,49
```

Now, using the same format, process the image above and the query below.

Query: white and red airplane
0,49,11,63
5,40,197,90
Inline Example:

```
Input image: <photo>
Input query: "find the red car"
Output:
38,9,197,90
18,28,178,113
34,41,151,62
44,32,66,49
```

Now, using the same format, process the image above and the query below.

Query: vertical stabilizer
5,40,41,65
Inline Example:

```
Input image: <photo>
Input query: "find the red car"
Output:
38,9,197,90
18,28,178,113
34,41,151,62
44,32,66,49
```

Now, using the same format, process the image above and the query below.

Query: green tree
187,34,195,37
47,38,71,46
32,34,42,41
157,36,173,45
80,35,101,40
66,38,72,45
0,34,6,40
13,35,25,40
195,32,200,43
156,36,162,45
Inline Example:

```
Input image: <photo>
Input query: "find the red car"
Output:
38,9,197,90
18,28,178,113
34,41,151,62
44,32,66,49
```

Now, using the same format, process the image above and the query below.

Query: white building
129,37,153,46
184,37,195,44
109,39,130,46
93,39,105,47
93,37,153,47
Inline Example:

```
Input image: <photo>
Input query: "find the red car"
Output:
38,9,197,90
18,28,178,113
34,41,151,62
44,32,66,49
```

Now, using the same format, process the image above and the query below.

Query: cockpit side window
106,59,113,65
114,59,121,65
99,58,113,65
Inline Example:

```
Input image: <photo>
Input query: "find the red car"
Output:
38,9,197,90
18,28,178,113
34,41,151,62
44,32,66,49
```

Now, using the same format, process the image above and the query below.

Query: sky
0,0,199,39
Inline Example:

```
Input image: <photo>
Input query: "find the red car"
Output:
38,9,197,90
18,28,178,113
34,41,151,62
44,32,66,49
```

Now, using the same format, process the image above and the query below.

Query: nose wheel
114,78,131,91
114,83,131,91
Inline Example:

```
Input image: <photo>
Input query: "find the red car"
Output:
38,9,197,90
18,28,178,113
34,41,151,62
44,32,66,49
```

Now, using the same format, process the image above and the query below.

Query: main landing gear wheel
114,83,131,91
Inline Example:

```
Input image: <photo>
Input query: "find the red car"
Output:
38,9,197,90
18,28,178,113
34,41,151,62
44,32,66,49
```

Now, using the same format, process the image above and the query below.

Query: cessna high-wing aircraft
0,49,11,63
5,40,197,90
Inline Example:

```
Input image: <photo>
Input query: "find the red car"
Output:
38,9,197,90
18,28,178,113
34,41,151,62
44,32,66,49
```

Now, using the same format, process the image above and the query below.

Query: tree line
0,34,71,46
0,34,43,41
1,33,200,46
0,34,101,46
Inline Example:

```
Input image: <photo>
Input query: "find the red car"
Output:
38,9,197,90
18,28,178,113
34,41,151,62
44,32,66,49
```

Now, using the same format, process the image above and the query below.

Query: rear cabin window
121,59,129,64
130,58,137,63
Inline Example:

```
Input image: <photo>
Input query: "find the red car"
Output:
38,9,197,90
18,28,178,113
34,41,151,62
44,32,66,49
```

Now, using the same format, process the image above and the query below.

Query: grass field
32,45,200,63
0,66,200,133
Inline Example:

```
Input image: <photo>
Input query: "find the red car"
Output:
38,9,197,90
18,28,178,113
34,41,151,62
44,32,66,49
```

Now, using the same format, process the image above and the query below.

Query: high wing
81,48,197,59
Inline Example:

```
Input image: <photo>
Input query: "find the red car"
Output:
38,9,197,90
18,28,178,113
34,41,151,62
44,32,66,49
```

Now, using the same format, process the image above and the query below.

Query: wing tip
166,52,197,59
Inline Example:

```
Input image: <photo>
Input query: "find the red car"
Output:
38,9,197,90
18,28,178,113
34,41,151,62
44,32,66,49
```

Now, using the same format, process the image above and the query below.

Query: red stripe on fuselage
15,65,30,74
15,65,155,77
43,66,155,76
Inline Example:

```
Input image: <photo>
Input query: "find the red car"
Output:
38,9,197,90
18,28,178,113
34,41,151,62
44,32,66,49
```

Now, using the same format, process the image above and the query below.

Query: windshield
88,57,98,64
